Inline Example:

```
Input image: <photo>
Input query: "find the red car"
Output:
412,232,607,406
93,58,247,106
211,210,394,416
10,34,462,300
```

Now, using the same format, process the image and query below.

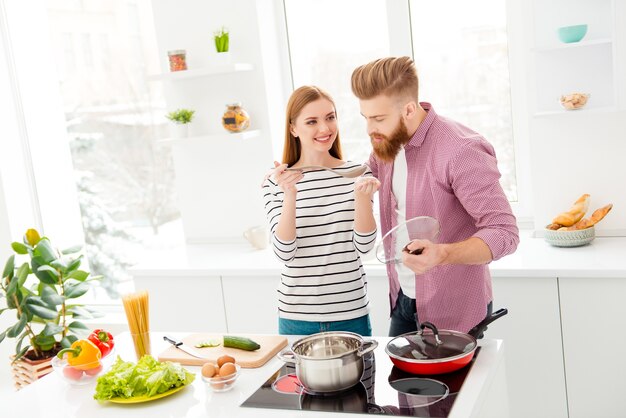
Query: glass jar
167,50,187,72
222,103,250,133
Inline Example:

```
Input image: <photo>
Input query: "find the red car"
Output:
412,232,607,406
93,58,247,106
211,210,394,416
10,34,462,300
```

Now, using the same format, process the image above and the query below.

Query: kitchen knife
163,335,210,359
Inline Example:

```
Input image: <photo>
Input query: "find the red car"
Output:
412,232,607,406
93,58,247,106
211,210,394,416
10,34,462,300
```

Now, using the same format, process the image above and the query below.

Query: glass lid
387,330,476,361
376,216,441,264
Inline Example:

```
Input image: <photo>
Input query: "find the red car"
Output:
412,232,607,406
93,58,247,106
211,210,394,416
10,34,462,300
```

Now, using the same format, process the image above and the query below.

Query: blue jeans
388,289,493,338
278,314,372,337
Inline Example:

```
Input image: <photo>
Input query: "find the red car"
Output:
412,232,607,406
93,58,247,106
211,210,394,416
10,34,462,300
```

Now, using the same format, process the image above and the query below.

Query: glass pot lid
386,327,476,361
376,216,441,264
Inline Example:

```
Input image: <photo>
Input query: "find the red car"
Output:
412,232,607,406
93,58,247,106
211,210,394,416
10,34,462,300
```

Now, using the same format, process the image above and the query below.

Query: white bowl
544,226,595,247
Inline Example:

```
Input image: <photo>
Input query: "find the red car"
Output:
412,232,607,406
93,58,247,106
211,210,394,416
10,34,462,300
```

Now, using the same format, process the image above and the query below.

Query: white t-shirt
391,147,416,297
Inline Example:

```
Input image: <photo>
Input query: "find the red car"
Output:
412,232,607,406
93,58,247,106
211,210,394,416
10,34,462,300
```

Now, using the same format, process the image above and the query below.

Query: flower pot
10,353,54,390
169,123,189,139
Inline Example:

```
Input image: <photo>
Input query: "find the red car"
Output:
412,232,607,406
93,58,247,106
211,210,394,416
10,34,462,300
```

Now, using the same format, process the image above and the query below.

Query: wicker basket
544,226,595,247
10,354,54,390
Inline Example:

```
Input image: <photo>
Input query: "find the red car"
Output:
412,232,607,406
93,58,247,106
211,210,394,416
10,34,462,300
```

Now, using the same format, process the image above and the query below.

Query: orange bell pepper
57,339,102,370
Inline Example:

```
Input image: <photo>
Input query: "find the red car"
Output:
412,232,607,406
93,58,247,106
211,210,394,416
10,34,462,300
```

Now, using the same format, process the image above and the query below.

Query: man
351,56,519,337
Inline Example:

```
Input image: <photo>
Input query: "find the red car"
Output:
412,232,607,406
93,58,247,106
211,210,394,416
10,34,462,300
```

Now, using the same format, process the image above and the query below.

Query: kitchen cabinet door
133,275,227,333
559,277,626,418
487,277,568,418
221,275,279,334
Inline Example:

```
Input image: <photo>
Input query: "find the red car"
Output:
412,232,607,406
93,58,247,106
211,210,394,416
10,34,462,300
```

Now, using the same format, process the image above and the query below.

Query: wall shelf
533,106,618,117
158,129,261,144
149,63,254,81
533,38,612,53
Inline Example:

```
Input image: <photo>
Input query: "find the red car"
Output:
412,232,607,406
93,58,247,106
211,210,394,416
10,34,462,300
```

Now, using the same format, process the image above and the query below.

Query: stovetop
241,348,480,417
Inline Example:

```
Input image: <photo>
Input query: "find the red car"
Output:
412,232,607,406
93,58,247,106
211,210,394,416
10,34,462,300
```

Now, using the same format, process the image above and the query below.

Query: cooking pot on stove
386,308,507,375
278,331,378,393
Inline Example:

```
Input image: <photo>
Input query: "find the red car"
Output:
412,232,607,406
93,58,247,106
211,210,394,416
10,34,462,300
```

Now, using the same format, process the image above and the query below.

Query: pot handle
419,322,443,345
277,349,298,364
357,339,378,357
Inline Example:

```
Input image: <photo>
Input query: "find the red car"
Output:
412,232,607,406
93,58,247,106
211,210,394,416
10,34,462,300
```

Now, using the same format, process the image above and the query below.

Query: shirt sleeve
449,140,519,261
262,178,297,263
353,164,378,254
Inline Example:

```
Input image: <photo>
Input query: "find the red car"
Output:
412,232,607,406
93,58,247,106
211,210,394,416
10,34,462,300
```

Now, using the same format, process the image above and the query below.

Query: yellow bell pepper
57,339,102,370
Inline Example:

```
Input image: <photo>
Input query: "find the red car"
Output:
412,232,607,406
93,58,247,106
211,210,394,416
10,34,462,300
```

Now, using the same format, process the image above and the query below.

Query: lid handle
419,322,443,345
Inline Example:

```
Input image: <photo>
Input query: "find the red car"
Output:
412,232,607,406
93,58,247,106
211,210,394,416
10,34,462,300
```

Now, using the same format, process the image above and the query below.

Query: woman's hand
271,161,302,199
354,176,381,201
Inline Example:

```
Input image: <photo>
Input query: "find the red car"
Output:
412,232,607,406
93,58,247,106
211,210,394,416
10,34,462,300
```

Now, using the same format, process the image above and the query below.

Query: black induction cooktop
241,347,480,417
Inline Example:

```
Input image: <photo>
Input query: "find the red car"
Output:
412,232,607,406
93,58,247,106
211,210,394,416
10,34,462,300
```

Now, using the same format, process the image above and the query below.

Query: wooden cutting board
157,334,288,368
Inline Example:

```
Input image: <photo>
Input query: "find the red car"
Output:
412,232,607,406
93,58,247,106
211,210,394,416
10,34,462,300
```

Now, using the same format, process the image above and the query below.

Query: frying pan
385,308,508,375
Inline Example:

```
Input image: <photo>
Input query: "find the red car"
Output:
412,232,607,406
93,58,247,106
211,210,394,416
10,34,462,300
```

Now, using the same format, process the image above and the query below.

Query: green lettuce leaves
94,355,195,400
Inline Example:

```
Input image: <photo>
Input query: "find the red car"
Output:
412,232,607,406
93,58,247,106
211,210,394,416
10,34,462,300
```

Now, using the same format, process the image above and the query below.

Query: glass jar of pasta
222,103,250,133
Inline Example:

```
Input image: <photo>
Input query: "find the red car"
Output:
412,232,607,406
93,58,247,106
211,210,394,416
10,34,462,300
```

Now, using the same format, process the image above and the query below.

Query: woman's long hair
282,86,342,166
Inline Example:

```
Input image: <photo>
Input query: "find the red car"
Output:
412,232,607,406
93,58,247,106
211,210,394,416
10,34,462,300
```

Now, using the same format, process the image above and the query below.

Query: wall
150,0,279,242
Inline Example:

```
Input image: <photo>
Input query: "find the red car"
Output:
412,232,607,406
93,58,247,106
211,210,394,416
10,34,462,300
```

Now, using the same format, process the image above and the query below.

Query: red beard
371,119,411,163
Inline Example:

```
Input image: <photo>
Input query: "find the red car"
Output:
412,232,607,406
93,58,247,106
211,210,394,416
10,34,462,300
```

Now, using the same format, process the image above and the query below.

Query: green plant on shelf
165,108,195,125
214,27,229,53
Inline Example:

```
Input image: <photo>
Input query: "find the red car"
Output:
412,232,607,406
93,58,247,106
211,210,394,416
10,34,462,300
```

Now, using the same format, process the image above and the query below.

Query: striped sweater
262,162,377,322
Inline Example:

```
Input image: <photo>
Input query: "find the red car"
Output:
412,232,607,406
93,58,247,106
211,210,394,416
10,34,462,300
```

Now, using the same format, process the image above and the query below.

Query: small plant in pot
214,27,229,53
0,229,101,387
165,108,195,138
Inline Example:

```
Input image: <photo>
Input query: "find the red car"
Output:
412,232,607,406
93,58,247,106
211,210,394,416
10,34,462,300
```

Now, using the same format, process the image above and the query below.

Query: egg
217,355,236,368
218,362,237,377
201,362,217,378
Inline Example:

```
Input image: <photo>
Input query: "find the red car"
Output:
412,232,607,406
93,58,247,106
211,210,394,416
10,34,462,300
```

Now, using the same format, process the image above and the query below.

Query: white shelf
149,63,254,81
534,38,613,53
158,129,261,144
533,106,618,117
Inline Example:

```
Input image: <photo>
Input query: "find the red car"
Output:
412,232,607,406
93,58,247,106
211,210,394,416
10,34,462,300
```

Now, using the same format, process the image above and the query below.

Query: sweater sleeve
352,164,378,254
449,141,519,261
262,178,297,263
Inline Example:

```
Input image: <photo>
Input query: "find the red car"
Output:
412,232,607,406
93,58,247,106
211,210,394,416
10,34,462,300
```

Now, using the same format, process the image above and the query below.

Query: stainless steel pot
277,331,378,394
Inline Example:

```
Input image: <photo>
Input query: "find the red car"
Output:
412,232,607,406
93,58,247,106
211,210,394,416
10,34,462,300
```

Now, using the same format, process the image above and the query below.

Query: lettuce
94,355,195,400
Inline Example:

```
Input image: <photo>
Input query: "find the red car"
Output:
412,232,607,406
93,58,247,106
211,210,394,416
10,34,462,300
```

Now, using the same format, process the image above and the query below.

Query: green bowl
558,24,588,43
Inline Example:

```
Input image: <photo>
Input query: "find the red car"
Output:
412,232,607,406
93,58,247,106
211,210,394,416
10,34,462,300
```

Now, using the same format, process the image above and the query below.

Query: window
284,0,391,164
284,0,518,202
409,0,517,201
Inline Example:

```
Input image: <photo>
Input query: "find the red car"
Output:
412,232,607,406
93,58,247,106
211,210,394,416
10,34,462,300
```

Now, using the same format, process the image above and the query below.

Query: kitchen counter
130,232,626,279
5,332,507,418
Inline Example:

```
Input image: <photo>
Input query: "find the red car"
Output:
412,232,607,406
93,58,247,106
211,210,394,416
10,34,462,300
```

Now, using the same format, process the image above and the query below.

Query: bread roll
563,204,613,231
552,194,590,227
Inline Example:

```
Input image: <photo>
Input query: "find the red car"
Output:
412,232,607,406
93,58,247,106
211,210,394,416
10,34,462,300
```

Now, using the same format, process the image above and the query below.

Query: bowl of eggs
201,355,241,392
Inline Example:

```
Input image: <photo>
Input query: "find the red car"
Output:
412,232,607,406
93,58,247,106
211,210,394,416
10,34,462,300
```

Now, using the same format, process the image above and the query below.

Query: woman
262,86,380,336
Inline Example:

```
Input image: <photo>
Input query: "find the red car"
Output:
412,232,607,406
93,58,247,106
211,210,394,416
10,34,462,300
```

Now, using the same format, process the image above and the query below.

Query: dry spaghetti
122,290,151,359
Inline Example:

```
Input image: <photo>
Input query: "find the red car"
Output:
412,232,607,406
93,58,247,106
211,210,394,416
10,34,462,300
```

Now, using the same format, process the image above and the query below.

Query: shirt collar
406,102,436,149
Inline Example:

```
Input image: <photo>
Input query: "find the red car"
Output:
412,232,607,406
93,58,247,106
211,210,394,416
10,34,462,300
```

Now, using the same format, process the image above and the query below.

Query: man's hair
351,56,418,102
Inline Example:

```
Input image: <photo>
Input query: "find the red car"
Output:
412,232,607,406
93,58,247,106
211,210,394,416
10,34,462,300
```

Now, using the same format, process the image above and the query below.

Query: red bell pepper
87,329,115,357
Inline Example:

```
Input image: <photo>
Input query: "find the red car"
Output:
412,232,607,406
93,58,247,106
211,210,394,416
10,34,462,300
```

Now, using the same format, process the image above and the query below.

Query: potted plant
213,27,230,64
0,229,101,388
165,108,195,139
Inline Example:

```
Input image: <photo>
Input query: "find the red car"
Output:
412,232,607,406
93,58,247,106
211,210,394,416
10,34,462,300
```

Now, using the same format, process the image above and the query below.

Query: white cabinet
133,274,227,333
488,277,568,418
364,271,391,337
221,275,279,334
559,277,626,418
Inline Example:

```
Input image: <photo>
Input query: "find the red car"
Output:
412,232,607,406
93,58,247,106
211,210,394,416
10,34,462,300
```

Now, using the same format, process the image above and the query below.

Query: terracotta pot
10,351,54,390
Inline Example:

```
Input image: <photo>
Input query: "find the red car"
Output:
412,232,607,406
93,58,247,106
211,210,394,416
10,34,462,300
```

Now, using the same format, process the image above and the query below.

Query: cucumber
223,335,261,351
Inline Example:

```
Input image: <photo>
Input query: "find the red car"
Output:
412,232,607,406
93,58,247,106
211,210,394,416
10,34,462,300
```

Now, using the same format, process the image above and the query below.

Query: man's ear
404,101,418,120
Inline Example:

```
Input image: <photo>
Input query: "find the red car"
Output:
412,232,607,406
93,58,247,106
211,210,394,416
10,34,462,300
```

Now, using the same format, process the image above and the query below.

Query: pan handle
419,322,443,345
468,308,508,339
357,339,378,357
277,349,299,364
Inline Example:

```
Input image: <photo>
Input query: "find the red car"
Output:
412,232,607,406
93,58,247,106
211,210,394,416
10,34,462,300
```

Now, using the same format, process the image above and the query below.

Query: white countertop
130,232,626,279
5,332,505,418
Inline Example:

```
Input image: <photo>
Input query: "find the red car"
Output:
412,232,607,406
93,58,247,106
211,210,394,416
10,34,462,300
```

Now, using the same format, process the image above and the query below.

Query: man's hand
401,239,449,275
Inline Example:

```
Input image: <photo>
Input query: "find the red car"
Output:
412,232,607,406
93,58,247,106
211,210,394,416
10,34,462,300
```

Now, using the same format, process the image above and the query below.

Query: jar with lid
222,103,250,133
167,50,187,72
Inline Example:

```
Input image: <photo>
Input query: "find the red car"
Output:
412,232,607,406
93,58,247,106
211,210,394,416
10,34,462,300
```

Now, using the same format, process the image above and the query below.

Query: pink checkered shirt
369,103,519,333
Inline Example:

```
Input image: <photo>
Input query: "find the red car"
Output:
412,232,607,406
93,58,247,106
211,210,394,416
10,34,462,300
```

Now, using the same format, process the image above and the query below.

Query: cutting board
157,334,288,368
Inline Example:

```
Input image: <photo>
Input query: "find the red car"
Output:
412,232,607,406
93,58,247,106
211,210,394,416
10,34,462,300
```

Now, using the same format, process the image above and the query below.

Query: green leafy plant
214,27,229,53
0,229,101,361
165,108,195,125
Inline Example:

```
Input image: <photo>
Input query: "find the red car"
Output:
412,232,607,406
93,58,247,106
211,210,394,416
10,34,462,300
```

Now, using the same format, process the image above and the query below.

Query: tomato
84,363,103,376
63,366,83,381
